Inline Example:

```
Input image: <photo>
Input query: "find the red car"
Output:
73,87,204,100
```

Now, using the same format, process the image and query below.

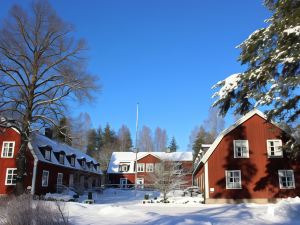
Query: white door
120,178,127,188
136,178,144,189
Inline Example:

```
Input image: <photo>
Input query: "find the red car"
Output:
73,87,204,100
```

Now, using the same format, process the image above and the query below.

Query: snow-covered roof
108,151,193,174
193,109,281,174
29,133,102,175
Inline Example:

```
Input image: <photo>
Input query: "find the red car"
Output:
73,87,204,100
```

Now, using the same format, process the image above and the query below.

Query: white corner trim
194,109,281,172
204,162,209,199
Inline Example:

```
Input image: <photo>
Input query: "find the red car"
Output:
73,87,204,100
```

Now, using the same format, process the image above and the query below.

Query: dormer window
59,154,64,164
82,160,86,169
119,163,130,172
45,150,51,161
70,157,75,167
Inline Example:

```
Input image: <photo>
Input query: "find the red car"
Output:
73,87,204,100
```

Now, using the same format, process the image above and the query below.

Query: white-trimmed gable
193,109,282,175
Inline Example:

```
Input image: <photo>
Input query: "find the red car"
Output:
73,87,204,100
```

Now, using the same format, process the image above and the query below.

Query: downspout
28,142,38,195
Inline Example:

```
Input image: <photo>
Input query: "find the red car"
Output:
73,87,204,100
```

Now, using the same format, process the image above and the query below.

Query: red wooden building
0,122,102,196
193,109,300,203
107,152,193,189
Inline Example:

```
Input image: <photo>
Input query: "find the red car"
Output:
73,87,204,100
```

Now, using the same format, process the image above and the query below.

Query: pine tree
168,137,178,152
192,126,213,161
103,124,116,145
213,0,300,124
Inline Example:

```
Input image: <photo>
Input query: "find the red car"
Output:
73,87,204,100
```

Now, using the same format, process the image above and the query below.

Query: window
267,140,283,157
59,154,64,164
225,170,242,189
119,163,130,172
1,142,15,158
5,168,17,185
278,170,295,189
42,170,49,187
137,163,145,172
234,140,249,158
45,150,51,161
57,173,63,185
70,157,75,167
146,163,154,172
82,160,86,169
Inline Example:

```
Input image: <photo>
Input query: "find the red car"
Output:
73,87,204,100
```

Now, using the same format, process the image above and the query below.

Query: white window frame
137,163,145,172
267,140,283,158
82,160,86,169
70,157,75,167
45,150,51,161
146,163,154,172
57,173,63,185
278,170,295,189
59,154,64,164
1,141,15,158
5,168,17,185
119,163,130,172
225,170,242,189
233,140,249,158
42,170,49,187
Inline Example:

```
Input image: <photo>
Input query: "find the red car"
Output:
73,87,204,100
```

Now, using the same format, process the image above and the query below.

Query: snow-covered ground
48,189,300,225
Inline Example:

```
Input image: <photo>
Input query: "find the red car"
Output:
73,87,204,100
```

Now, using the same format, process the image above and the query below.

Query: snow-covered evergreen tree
213,0,299,122
212,0,300,153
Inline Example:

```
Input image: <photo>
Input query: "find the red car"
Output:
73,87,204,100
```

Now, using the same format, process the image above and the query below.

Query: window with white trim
267,140,283,157
45,150,51,161
1,142,15,158
5,168,17,185
59,154,64,164
137,163,145,172
119,163,130,172
146,163,154,172
234,140,249,158
42,170,49,187
82,160,86,169
57,173,63,185
225,170,242,189
278,170,295,189
70,157,75,167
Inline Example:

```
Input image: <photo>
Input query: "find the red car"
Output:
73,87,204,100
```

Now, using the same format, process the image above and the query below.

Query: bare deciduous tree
147,159,189,202
153,127,167,152
0,1,99,194
138,126,153,152
71,112,92,151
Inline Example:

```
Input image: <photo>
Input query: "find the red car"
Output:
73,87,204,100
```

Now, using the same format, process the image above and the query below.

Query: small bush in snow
1,194,69,225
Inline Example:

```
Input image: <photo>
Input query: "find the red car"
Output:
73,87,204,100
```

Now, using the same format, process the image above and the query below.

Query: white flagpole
135,103,139,191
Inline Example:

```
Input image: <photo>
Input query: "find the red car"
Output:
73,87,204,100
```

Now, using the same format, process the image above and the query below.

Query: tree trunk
15,133,28,195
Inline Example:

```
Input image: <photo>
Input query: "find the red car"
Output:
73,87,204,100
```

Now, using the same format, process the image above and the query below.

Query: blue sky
0,0,271,150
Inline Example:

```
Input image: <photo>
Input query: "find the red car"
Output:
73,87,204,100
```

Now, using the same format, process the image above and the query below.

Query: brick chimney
45,128,53,139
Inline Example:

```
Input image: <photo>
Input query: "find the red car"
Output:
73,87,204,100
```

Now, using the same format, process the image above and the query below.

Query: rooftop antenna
135,103,139,192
